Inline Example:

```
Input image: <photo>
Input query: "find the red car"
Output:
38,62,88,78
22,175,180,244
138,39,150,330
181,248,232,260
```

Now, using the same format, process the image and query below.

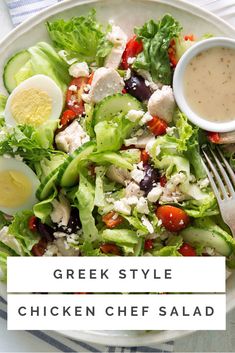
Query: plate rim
1,0,235,347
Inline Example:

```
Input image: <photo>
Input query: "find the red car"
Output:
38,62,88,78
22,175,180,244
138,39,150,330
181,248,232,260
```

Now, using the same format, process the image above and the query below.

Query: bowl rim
173,37,235,133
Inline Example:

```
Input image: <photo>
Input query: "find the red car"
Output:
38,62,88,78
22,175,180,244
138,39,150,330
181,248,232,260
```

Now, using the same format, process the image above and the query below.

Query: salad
0,10,235,282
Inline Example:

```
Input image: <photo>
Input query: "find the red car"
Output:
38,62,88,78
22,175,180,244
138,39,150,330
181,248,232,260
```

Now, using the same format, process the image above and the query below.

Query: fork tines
201,145,235,200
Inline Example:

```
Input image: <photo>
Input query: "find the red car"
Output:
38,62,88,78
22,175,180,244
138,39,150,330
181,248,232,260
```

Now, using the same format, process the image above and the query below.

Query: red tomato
207,131,220,143
147,116,168,136
60,109,77,127
156,205,190,232
160,175,167,187
100,243,122,255
28,216,37,232
121,35,143,69
141,149,149,165
168,39,178,68
122,88,127,94
144,239,154,250
66,77,88,116
179,243,196,256
184,34,195,41
102,212,124,229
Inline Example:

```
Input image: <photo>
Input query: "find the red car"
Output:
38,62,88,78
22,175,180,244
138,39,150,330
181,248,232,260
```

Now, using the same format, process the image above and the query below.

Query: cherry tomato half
207,131,220,143
66,77,88,116
147,115,168,136
179,243,196,256
100,243,122,255
156,205,190,232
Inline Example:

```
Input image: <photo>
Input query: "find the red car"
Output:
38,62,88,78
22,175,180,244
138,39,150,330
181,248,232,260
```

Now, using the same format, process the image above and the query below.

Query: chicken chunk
104,25,127,69
55,120,90,154
148,85,176,123
82,67,124,104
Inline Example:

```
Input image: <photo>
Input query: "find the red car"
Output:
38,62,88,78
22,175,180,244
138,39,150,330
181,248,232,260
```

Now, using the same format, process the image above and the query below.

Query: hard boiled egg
0,157,40,215
4,74,63,127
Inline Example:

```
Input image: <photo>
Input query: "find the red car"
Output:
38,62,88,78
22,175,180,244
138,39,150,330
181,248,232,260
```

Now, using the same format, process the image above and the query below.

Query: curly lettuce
46,10,112,65
133,14,182,84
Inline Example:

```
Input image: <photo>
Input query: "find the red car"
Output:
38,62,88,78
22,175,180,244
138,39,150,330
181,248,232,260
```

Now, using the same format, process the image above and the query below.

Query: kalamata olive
67,207,81,233
125,74,152,102
139,165,159,195
37,222,54,242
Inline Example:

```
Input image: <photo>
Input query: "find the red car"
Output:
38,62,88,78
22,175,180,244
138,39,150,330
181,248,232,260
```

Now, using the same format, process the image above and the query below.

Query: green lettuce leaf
151,236,183,256
33,189,57,224
152,245,182,256
46,10,112,65
133,14,182,84
34,152,66,182
73,170,99,241
0,122,60,167
14,42,70,92
8,211,40,255
181,193,219,218
0,226,24,255
0,212,10,230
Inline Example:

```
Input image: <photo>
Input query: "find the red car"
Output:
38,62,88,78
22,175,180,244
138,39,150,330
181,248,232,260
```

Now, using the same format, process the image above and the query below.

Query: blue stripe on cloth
7,0,52,10
0,308,7,320
0,296,7,305
6,0,61,26
10,5,55,18
27,331,77,353
136,346,171,353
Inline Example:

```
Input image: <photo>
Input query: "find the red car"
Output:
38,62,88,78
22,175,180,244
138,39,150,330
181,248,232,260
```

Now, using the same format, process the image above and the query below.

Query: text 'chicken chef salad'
0,10,235,282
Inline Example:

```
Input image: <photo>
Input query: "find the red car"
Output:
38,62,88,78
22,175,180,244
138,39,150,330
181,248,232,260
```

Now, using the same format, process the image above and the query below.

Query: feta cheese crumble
126,109,144,122
69,62,89,78
147,184,163,203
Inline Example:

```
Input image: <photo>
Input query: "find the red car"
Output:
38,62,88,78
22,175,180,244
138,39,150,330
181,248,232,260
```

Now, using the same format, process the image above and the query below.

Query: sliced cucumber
181,226,233,256
3,50,31,93
58,141,96,187
101,229,139,245
36,168,59,201
93,93,143,126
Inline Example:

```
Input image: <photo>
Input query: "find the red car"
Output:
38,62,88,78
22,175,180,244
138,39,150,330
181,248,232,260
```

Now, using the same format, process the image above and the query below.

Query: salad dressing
184,46,235,122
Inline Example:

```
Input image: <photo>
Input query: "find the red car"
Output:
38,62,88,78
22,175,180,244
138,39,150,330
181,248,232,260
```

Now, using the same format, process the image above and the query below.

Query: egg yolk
10,88,52,127
0,170,32,208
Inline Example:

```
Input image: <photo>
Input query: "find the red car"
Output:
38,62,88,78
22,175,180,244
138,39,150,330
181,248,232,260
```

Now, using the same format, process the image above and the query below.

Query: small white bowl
173,37,235,132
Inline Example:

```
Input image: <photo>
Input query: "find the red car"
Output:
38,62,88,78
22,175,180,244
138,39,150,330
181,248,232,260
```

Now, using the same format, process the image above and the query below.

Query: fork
202,145,235,237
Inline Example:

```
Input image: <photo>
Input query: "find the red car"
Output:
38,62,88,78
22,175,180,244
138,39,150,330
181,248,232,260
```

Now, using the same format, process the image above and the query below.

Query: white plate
0,0,235,347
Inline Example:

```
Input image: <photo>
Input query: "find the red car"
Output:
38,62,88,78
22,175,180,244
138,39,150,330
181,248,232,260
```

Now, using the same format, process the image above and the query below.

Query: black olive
67,207,81,233
139,165,159,195
37,222,54,242
125,74,152,101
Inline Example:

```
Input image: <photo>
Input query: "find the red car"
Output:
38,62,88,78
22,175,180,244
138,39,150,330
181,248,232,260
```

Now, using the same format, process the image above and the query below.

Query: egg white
0,157,40,215
4,74,64,126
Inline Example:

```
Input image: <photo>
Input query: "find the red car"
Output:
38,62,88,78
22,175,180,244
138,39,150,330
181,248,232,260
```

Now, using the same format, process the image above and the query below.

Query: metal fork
202,145,235,237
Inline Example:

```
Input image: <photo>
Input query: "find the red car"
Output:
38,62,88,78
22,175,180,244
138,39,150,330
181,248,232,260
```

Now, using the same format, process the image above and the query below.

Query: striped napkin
2,0,235,352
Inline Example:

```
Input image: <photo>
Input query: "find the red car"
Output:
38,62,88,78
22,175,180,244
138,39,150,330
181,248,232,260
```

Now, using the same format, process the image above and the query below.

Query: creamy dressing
184,47,235,123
